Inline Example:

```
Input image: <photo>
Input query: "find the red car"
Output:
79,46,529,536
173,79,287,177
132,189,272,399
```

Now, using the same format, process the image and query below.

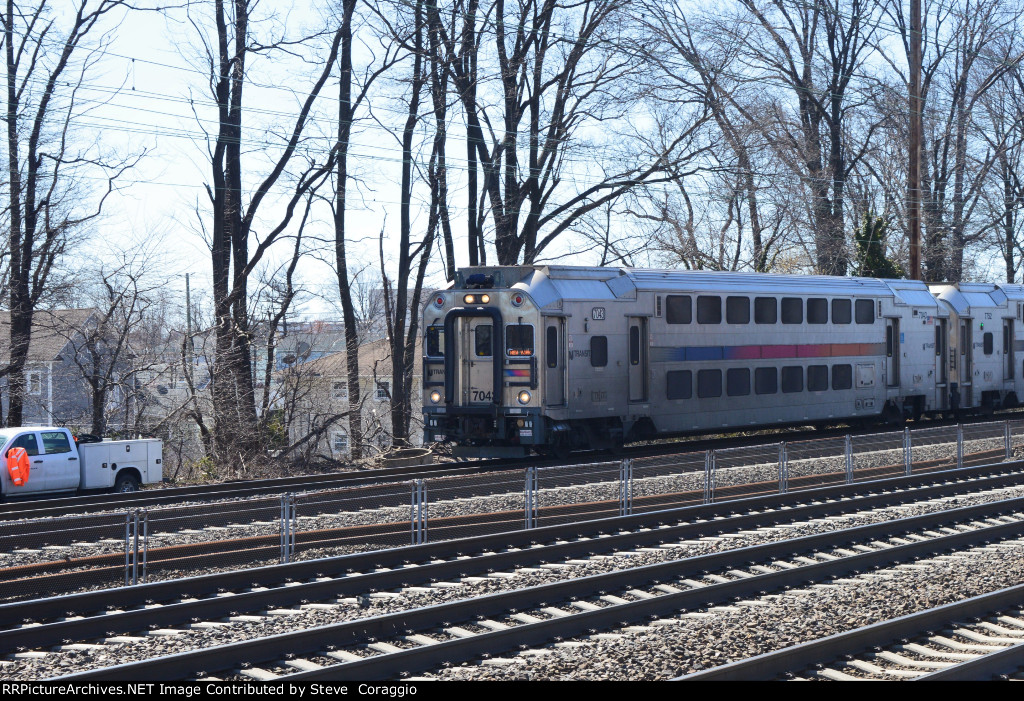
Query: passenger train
421,266,1024,458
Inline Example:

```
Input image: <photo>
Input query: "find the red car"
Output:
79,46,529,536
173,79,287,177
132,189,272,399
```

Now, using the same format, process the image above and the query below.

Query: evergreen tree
852,213,906,279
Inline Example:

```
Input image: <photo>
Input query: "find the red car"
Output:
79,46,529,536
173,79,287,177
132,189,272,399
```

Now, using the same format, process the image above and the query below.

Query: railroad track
3,413,1017,521
0,444,1015,598
0,459,1020,680
681,583,1024,680
48,493,1024,680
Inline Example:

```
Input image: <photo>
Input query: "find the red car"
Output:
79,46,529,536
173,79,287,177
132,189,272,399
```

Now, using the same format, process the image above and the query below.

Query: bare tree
0,0,139,426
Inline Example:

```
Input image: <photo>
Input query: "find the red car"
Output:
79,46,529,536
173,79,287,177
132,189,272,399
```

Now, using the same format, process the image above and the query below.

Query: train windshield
506,324,534,356
426,325,445,357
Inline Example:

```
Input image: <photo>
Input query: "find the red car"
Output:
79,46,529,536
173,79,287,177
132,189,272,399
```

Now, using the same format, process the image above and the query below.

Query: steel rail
6,458,1024,640
679,583,1024,681
4,413,1016,520
56,496,1024,680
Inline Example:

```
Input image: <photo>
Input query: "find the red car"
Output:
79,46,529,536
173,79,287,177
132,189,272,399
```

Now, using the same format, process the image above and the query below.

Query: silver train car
422,266,1024,458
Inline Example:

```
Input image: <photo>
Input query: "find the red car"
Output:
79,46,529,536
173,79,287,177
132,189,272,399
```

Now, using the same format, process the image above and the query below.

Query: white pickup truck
0,426,162,497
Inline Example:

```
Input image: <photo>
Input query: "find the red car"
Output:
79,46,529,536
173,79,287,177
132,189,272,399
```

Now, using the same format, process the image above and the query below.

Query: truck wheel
114,473,140,493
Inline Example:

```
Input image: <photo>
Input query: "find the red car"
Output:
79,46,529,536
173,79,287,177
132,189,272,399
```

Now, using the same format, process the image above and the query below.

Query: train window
506,324,534,357
781,366,803,393
807,365,828,391
697,369,722,398
666,295,691,324
781,298,802,324
726,297,750,324
855,299,875,324
832,299,852,324
546,327,558,368
697,296,722,324
666,370,692,400
983,332,993,356
727,368,750,396
474,325,492,357
590,336,608,367
886,325,894,357
938,326,944,356
755,297,777,324
755,367,777,395
807,298,827,324
426,325,445,357
832,364,853,390
629,326,640,365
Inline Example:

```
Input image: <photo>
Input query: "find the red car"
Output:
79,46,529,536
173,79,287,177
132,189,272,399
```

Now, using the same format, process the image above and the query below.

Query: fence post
845,434,853,484
704,450,715,504
619,459,633,516
957,423,964,470
778,442,787,494
1005,420,1012,462
903,426,912,475
525,467,538,529
123,511,132,587
140,508,149,584
410,480,427,545
280,494,296,564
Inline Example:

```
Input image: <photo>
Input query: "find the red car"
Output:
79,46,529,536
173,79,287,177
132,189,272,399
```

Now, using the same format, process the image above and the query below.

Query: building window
332,381,348,401
332,432,349,454
25,370,41,395
375,380,390,401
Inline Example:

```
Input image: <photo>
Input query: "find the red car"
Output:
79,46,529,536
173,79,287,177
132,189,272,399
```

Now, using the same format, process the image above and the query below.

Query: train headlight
429,390,442,404
480,294,490,304
464,294,475,304
517,390,532,405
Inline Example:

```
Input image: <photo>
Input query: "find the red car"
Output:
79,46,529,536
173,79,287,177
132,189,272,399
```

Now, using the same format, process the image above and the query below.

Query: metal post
280,494,296,564
288,495,296,561
904,426,912,475
141,509,149,584
1005,420,1012,462
525,467,538,529
777,442,787,494
619,459,633,516
419,480,428,543
131,510,140,586
123,511,132,587
280,494,287,563
410,481,417,545
957,423,964,470
844,434,853,484
704,450,716,504
410,479,427,545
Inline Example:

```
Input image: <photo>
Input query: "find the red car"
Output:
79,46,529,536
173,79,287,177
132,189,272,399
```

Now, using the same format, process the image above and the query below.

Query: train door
886,319,900,387
628,317,648,402
461,318,495,405
544,318,565,406
1004,320,1015,381
960,320,973,406
935,319,948,409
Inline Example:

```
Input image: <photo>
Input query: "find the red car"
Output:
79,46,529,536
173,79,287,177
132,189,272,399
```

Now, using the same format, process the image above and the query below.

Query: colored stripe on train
650,343,887,363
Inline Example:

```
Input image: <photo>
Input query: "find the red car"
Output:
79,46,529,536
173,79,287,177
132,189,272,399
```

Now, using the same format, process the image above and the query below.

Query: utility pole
908,0,923,280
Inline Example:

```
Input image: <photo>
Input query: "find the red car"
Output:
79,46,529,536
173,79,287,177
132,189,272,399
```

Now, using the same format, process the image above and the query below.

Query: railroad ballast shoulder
422,266,1024,458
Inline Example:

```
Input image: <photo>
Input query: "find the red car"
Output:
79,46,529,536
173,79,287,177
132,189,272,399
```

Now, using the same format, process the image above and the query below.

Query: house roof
0,308,98,364
278,337,423,379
